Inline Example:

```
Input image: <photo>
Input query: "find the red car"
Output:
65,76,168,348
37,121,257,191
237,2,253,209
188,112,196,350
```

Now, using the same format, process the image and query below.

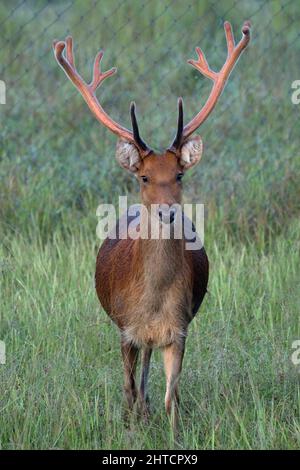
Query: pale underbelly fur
120,282,192,348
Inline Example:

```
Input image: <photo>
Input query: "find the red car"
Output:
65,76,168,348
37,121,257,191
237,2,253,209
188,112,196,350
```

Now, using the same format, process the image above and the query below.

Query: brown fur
95,147,209,428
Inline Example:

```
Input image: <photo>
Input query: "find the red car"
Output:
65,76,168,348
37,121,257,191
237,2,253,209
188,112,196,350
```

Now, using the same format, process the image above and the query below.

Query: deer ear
179,135,203,170
116,139,142,173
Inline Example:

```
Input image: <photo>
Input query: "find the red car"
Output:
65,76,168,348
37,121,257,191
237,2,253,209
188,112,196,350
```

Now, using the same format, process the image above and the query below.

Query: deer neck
137,236,185,291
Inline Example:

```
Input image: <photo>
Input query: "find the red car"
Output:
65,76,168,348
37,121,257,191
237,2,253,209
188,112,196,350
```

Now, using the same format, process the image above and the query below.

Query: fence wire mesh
0,0,300,235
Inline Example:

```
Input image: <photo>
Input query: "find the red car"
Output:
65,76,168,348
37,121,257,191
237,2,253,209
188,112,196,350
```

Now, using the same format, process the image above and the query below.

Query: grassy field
1,0,300,449
1,220,300,449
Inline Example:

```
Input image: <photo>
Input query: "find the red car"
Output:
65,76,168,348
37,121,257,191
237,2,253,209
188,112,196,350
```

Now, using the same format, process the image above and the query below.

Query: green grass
1,0,300,450
1,220,299,449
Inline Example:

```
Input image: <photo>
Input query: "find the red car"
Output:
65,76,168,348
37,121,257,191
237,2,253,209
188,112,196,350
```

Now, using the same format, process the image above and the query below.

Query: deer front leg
138,346,152,419
162,339,185,432
121,339,139,411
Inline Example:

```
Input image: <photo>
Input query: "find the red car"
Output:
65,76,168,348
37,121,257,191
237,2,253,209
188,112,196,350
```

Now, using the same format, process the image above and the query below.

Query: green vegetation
0,0,299,449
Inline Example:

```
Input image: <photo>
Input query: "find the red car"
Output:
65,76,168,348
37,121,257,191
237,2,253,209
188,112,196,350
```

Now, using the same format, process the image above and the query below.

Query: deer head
53,21,251,224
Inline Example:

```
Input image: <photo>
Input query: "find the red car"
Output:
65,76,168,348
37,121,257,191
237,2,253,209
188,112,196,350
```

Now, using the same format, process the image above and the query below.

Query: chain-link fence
0,0,300,237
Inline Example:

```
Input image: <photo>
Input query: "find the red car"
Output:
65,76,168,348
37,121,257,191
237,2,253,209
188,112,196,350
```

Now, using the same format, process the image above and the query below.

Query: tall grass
0,220,299,449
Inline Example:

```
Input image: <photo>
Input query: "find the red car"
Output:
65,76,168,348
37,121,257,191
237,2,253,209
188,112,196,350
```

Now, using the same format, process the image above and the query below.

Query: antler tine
53,36,152,156
187,47,217,81
90,50,117,92
168,97,184,153
174,21,251,144
224,21,235,56
130,102,149,153
66,36,75,67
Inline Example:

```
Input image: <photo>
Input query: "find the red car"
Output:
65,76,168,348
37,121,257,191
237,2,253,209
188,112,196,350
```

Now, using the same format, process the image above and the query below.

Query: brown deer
53,21,251,428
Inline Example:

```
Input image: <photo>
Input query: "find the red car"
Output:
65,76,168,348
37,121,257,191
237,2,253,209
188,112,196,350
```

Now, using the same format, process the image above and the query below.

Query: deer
53,20,251,430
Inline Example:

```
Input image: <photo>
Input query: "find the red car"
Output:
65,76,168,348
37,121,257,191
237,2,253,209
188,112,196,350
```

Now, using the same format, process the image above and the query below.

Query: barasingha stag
53,21,251,429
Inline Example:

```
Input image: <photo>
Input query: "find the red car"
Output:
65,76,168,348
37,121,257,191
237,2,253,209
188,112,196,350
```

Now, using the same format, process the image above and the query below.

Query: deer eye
141,175,149,183
176,173,184,182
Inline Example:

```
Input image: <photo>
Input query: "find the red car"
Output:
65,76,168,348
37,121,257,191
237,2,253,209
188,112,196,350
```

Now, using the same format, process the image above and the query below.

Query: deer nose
158,206,177,224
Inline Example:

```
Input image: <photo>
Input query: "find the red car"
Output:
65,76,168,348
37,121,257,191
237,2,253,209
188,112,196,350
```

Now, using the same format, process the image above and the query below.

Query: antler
53,36,152,157
169,21,251,152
